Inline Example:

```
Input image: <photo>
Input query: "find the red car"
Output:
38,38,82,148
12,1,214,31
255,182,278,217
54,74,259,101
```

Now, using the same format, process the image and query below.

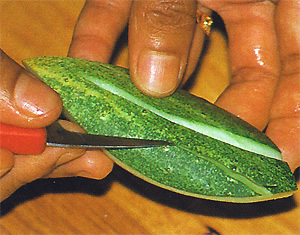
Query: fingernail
14,73,61,116
136,51,181,96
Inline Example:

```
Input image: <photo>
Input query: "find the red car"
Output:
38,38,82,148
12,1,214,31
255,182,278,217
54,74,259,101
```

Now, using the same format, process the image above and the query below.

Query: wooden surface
0,1,299,234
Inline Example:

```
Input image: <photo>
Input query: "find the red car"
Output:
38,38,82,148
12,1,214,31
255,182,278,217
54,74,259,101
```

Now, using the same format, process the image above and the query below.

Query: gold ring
196,10,213,36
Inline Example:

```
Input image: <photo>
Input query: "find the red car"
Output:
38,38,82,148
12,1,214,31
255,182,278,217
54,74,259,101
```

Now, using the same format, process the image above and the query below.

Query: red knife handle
0,123,47,155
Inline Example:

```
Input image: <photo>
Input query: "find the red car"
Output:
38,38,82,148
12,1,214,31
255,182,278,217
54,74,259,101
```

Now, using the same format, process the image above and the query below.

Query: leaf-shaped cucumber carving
23,57,297,203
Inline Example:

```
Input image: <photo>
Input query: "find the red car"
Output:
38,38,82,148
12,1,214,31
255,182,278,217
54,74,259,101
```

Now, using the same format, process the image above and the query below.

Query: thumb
0,50,62,128
128,0,197,97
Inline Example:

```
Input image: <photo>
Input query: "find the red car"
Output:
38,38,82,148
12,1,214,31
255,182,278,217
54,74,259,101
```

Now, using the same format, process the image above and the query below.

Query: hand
0,50,113,202
68,0,299,172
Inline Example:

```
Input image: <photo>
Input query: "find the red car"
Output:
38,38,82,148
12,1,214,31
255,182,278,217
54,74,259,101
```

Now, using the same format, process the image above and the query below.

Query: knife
0,121,171,155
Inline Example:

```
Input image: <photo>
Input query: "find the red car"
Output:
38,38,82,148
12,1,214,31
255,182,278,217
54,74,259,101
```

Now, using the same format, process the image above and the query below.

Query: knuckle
143,0,195,32
231,67,279,84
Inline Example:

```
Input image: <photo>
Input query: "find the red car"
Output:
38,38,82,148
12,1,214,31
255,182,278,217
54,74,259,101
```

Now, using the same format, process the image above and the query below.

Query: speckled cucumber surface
23,57,297,203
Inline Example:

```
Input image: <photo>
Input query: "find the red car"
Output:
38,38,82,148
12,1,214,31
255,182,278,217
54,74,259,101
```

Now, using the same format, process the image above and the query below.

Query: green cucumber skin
23,57,297,202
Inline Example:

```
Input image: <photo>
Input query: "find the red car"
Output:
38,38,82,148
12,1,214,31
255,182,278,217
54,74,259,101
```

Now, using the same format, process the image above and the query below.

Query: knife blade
0,121,171,155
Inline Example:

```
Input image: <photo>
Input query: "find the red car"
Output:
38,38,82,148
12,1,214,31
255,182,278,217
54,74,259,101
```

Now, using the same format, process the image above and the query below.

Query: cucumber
23,57,297,203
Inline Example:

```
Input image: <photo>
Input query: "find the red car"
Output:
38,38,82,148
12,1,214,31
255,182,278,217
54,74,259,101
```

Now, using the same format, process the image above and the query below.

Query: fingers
46,120,113,179
0,50,62,128
266,0,300,171
0,147,84,202
45,150,114,180
0,121,113,202
68,0,132,62
0,121,84,201
128,0,198,97
211,2,280,130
